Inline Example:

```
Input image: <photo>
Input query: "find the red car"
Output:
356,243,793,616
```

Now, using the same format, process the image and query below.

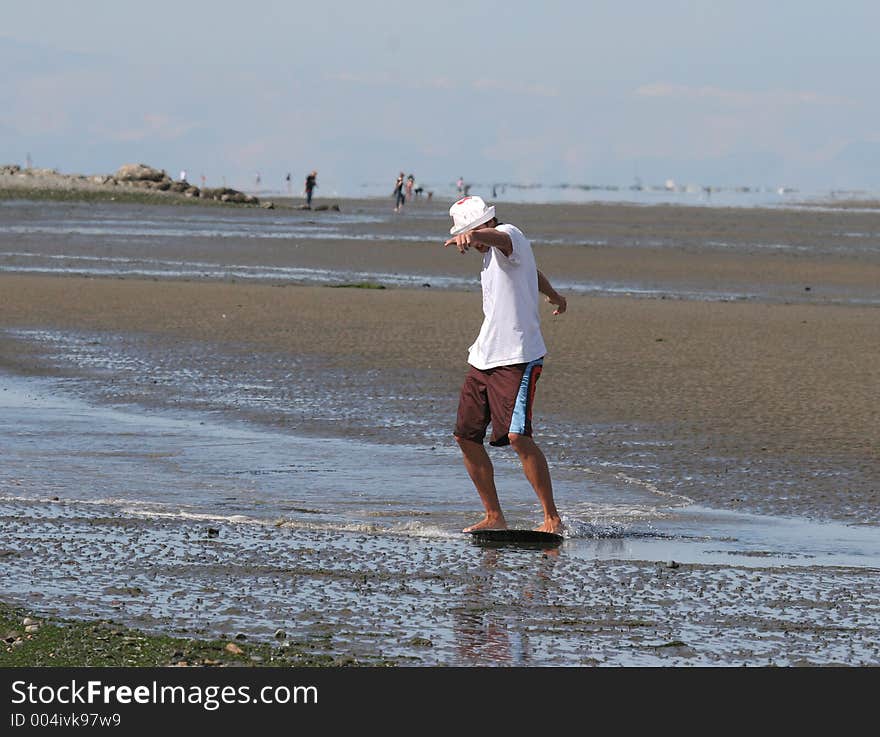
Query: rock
25,624,40,634
666,560,680,569
0,164,21,175
274,629,286,639
224,642,243,655
261,202,275,209
206,528,220,538
234,633,247,640
115,163,169,183
202,187,252,204
406,637,433,647
22,618,39,626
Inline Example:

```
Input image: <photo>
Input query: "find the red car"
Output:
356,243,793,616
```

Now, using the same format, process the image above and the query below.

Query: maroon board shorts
454,358,544,447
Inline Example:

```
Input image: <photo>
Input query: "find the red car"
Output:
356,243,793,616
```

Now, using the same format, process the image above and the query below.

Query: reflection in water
453,547,562,665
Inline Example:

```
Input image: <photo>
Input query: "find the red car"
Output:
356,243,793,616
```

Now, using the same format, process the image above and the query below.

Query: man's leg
508,433,563,534
455,436,507,532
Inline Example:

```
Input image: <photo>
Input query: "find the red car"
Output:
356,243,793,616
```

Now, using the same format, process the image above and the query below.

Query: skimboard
467,529,563,547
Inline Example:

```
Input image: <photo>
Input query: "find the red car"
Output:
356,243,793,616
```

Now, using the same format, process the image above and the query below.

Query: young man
444,196,567,534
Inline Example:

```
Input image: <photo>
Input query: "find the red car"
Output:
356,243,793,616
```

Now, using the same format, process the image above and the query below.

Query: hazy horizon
2,1,879,197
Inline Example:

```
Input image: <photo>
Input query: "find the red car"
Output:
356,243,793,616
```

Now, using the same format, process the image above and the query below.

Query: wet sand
0,273,877,522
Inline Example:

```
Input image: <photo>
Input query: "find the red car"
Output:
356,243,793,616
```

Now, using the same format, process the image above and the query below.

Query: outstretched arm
444,227,512,257
537,270,566,315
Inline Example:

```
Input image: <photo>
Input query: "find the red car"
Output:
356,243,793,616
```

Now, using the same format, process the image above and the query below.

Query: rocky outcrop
0,163,284,209
115,163,169,183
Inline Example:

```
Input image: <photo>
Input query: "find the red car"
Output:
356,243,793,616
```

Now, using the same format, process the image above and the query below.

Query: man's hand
536,269,566,315
444,231,489,254
546,292,567,315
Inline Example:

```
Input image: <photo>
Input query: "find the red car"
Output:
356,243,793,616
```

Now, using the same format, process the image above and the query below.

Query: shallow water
3,372,878,569
2,371,879,666
1,199,879,304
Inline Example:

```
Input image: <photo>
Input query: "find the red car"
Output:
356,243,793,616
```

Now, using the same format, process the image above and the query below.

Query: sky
2,0,879,196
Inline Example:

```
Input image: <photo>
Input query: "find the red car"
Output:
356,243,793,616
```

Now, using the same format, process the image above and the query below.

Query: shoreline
4,168,880,213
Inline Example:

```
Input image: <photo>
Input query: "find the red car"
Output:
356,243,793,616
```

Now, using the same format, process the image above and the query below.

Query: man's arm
444,227,512,257
537,269,567,315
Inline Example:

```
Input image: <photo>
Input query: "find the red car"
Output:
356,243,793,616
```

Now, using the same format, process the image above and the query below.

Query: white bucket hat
449,195,496,236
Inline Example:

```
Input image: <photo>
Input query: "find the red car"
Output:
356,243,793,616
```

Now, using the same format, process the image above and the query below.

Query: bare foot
534,517,564,535
463,515,507,533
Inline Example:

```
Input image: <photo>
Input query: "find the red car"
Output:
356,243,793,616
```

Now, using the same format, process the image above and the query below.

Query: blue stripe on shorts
509,358,543,435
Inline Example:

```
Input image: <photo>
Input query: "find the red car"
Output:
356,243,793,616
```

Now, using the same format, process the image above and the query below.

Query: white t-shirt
467,223,547,370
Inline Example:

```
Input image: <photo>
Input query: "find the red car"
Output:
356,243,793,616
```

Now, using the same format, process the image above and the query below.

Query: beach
0,192,878,665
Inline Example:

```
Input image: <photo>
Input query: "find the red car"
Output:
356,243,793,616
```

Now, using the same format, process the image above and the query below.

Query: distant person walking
457,176,464,195
393,172,406,212
285,172,292,194
305,170,317,208
406,174,415,201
